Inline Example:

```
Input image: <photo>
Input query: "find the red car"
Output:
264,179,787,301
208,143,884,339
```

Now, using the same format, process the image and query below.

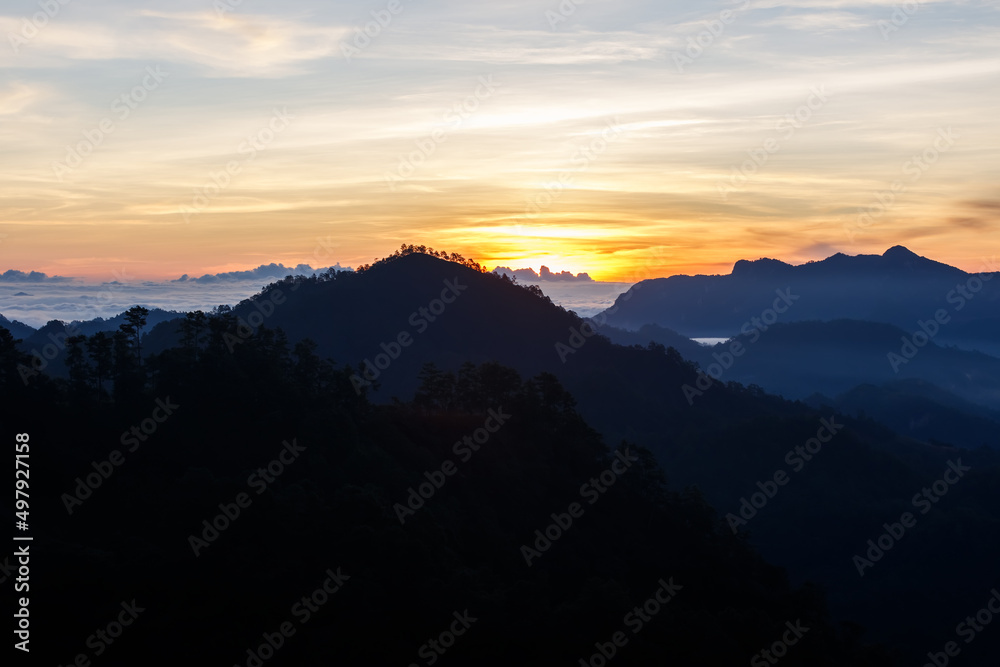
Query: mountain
0,313,36,339
599,323,705,359
10,250,1000,663
598,246,1000,356
13,308,183,377
805,380,1000,450
4,343,893,665
587,246,1000,448
67,307,183,336
682,319,1000,411
143,253,710,441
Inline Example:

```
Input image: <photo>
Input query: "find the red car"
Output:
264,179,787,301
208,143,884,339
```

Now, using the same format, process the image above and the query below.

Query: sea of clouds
0,264,348,328
0,264,634,329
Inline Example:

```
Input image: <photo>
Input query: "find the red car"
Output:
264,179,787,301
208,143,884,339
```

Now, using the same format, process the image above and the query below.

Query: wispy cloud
0,0,998,281
759,11,871,32
0,10,350,76
0,81,45,115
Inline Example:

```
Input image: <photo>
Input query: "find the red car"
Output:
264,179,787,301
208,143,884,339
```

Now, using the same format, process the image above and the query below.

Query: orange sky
1,2,998,282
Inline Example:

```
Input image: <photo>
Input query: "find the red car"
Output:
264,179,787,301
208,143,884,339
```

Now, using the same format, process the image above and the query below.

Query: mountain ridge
600,246,1000,356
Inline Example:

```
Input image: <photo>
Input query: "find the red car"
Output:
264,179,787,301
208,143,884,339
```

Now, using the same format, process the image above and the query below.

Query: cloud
965,200,1000,213
0,272,633,328
949,217,992,230
758,11,871,32
0,269,73,283
0,81,45,115
1,0,999,284
176,262,352,283
0,10,351,77
493,265,593,282
0,260,354,327
367,27,671,65
750,0,947,8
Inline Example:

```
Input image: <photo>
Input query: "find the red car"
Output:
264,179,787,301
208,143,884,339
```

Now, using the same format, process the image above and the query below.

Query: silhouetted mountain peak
371,251,442,272
36,320,70,337
731,257,792,277
724,246,963,281
883,245,919,260
601,245,984,336
875,244,965,275
0,313,36,340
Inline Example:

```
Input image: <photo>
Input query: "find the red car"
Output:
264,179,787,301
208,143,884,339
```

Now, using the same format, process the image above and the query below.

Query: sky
1,0,998,285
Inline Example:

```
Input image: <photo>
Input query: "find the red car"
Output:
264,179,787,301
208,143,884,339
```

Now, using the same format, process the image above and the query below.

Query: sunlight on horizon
1,1,998,282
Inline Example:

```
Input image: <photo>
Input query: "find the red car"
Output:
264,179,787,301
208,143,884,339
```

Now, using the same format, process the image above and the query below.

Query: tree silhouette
0,326,27,388
356,243,489,274
293,338,323,395
119,305,150,363
65,335,92,397
86,331,113,401
414,362,456,410
111,329,141,402
178,311,208,360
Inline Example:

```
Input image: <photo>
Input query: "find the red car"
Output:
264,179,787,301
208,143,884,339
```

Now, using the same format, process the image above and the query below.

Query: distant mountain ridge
599,245,1000,355
0,313,35,340
730,245,966,279
689,318,1000,409
805,379,1000,451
